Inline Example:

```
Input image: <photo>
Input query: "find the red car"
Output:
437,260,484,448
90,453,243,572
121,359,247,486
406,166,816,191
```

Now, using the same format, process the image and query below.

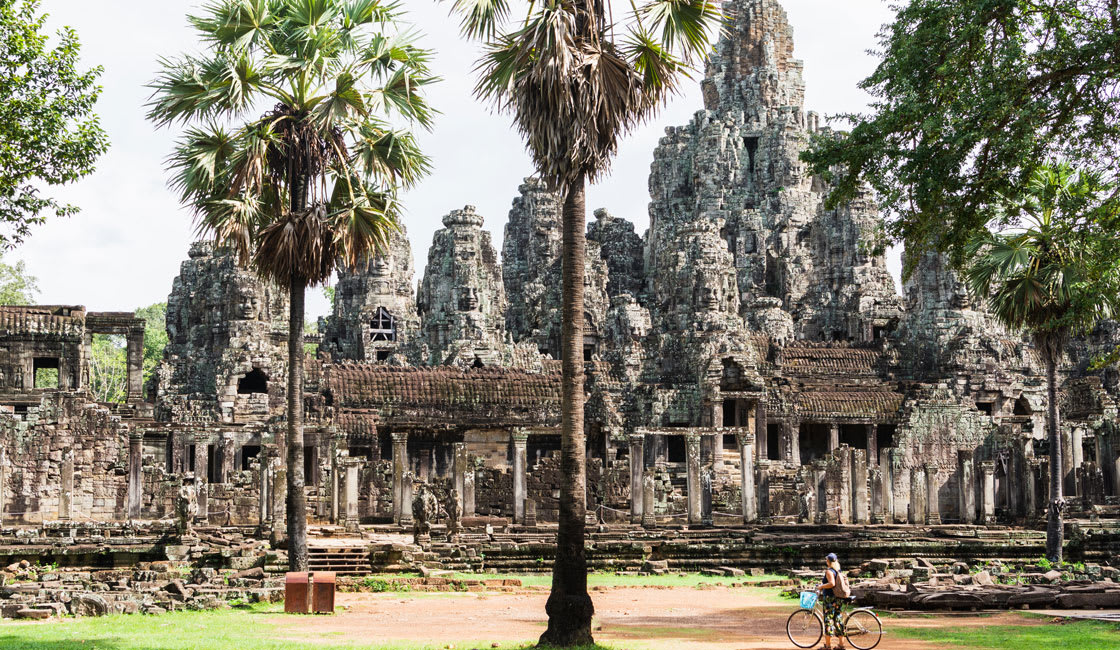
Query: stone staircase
307,546,373,575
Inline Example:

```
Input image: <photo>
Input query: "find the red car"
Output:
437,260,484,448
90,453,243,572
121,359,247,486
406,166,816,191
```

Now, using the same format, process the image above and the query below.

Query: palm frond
447,0,511,40
637,0,721,64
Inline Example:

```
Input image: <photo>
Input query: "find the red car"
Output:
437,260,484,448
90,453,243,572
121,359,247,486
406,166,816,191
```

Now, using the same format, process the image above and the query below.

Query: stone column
701,466,714,526
866,425,878,467
869,467,884,524
785,420,801,465
757,460,771,518
463,465,476,517
343,458,360,532
925,463,940,525
958,450,976,524
909,465,927,524
885,448,902,523
259,457,270,526
391,432,408,524
511,430,528,524
1061,428,1075,496
330,452,340,524
218,435,234,483
60,449,74,521
1113,452,1120,499
641,471,656,528
195,438,209,520
852,449,869,524
400,473,414,525
1025,458,1038,517
738,432,757,523
838,446,853,523
756,405,768,461
0,448,6,524
1072,428,1085,497
629,434,645,524
685,434,702,526
812,460,828,523
453,442,468,504
829,424,840,453
980,460,996,524
128,431,143,520
126,327,144,401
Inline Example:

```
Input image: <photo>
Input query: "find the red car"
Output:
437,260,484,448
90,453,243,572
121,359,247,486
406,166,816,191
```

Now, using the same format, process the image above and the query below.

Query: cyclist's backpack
832,568,852,598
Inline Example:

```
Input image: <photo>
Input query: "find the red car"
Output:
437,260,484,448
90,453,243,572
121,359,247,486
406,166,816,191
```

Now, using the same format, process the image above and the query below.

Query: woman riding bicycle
820,553,847,650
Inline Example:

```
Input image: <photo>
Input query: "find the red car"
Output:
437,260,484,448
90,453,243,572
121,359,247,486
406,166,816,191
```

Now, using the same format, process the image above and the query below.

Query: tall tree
446,0,720,644
89,334,127,403
803,0,1120,274
136,302,168,396
0,255,39,304
0,0,108,247
148,0,434,571
963,163,1120,563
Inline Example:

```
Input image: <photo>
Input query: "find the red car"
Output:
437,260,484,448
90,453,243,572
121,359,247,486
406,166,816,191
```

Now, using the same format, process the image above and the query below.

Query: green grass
893,617,1120,649
0,604,614,650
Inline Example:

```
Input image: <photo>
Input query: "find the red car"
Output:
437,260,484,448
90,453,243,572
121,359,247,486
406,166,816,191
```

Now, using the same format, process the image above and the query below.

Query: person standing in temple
819,552,849,649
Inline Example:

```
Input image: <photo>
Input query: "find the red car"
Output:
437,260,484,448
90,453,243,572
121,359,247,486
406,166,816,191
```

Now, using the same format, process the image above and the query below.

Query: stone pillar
629,434,645,524
1072,428,1085,497
126,327,144,401
909,465,926,524
511,430,528,524
400,473,414,525
958,450,976,524
1025,458,1038,517
259,457,270,525
701,466,714,526
925,463,940,525
838,446,853,523
886,448,902,523
195,438,209,520
829,424,840,453
813,460,828,523
330,452,340,524
756,405,768,461
980,460,996,524
738,432,757,523
1061,428,1075,496
0,448,6,524
869,467,884,524
219,435,234,483
453,442,468,505
1113,452,1120,499
866,425,878,467
852,449,869,524
343,458,360,532
641,471,656,528
60,449,74,521
757,460,771,518
128,431,143,520
685,434,702,526
785,420,801,465
463,465,476,517
391,432,408,524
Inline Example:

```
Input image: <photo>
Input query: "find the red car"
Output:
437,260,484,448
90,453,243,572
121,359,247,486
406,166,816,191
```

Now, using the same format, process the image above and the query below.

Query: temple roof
793,390,904,420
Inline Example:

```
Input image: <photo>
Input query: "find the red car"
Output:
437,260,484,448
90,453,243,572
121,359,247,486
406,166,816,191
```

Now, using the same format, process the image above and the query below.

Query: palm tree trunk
540,172,594,647
1045,345,1064,563
287,275,309,572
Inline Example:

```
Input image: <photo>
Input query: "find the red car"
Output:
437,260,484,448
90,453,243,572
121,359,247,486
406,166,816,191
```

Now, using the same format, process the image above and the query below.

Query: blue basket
799,591,819,610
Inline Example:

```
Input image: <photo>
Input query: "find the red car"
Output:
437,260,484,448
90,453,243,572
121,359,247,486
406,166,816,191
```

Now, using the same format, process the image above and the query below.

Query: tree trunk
287,276,308,572
540,173,594,647
1045,343,1064,563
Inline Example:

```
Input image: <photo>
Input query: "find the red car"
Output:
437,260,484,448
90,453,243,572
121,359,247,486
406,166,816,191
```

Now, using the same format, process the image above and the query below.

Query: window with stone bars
369,307,397,342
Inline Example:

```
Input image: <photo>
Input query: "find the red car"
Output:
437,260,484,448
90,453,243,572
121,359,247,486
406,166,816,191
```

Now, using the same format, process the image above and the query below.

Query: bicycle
786,589,883,649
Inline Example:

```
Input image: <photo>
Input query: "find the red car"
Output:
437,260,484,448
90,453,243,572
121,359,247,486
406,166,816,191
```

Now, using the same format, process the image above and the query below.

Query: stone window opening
376,350,391,362
872,325,888,340
304,446,320,485
666,436,686,463
840,424,865,450
471,356,485,369
976,401,994,416
722,434,738,452
370,307,397,342
187,444,197,473
1013,396,1032,415
207,444,219,483
348,446,374,461
237,368,268,395
743,135,759,171
241,444,261,471
799,422,831,464
876,424,896,450
722,398,749,427
33,357,60,389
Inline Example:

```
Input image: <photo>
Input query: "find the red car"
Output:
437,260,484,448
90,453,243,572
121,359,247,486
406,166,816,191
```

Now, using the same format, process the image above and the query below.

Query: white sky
25,0,900,320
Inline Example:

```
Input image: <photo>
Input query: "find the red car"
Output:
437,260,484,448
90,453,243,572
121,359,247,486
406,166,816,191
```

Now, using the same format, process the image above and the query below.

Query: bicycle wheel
843,609,883,650
786,608,823,648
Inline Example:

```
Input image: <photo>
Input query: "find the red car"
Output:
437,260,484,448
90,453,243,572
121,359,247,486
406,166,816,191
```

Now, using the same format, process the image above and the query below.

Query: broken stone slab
1054,591,1120,609
972,570,994,586
68,593,109,617
16,607,51,619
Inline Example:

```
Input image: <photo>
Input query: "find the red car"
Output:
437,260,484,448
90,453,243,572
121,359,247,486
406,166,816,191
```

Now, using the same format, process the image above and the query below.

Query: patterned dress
822,569,845,637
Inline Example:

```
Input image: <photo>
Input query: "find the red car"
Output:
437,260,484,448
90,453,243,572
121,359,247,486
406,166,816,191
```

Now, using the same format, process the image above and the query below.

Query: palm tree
148,0,434,571
446,0,720,644
964,163,1119,563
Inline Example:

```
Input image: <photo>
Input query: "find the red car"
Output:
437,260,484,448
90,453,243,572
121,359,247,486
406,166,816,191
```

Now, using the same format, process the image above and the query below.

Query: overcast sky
25,0,899,320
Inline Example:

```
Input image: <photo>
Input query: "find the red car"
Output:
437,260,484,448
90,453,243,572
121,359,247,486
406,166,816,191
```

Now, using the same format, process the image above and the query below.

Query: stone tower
647,0,903,344
418,206,508,366
321,227,419,363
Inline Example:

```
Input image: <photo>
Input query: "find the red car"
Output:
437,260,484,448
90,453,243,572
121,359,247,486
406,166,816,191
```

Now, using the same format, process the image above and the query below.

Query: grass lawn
892,615,1120,649
0,604,613,650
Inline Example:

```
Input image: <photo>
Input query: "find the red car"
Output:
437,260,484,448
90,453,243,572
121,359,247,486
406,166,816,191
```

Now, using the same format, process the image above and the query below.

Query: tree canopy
803,0,1120,275
0,255,38,304
0,0,108,247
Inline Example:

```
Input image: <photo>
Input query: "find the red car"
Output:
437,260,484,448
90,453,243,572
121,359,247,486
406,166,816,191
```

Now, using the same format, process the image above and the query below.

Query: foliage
0,255,38,304
963,164,1120,345
136,302,168,390
88,334,126,402
32,366,55,388
147,0,436,287
803,0,1120,275
323,284,336,309
447,0,721,191
0,0,108,247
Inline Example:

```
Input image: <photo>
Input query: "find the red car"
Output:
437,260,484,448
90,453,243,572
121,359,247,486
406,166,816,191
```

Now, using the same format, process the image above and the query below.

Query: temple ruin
1,0,1120,578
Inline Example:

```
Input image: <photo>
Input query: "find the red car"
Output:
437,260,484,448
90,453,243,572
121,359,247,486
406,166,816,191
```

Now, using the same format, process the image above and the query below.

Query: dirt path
265,586,1038,649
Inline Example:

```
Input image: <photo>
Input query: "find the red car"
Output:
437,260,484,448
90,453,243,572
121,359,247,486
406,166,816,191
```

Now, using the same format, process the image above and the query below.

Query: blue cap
826,553,838,561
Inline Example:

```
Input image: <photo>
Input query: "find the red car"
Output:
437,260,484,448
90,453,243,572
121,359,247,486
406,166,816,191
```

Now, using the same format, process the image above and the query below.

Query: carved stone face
234,288,262,321
695,270,724,312
457,287,479,312
370,255,392,278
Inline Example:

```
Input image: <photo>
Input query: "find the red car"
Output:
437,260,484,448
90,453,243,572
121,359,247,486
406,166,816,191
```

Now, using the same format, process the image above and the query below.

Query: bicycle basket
799,591,818,610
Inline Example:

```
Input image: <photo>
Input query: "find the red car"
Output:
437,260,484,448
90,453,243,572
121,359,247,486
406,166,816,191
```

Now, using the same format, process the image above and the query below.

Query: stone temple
2,0,1120,577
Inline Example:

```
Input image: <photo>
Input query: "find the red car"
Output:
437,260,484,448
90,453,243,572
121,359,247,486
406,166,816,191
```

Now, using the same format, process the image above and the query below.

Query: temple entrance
799,423,831,464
